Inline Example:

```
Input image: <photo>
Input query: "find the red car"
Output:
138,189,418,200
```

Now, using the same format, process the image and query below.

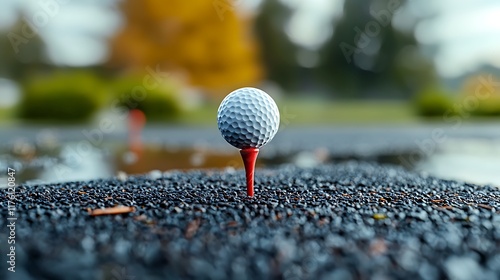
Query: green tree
0,17,46,81
254,0,300,92
317,0,437,99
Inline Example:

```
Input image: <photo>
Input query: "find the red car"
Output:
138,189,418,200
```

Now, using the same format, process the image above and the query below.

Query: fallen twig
88,206,135,216
185,219,201,239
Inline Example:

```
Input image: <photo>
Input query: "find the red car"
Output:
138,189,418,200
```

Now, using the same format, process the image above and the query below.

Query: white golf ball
217,87,280,149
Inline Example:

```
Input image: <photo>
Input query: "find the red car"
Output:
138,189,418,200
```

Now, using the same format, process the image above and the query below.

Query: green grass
179,99,419,126
278,99,418,125
4,98,499,126
0,107,15,124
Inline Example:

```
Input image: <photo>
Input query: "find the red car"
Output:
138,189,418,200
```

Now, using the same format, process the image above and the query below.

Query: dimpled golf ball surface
218,87,280,149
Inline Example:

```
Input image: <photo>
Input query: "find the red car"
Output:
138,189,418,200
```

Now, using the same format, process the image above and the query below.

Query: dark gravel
1,162,500,280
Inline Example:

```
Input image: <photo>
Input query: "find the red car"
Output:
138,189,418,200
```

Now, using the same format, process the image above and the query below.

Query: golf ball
217,87,280,149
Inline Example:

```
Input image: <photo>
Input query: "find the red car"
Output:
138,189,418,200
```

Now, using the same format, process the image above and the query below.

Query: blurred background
1,0,500,186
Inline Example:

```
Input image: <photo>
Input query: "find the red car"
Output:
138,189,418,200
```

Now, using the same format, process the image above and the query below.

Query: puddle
415,139,500,187
0,139,499,187
0,142,273,187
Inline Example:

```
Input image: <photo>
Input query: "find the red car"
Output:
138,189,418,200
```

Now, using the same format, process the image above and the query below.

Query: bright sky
1,0,499,78
411,0,500,77
0,0,121,66
282,0,344,50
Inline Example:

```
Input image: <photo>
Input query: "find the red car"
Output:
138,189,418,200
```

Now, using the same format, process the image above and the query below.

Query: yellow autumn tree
462,73,500,98
108,0,263,99
461,73,500,116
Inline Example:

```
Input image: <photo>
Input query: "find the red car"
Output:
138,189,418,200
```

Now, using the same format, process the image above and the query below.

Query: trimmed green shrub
470,98,500,116
18,71,104,122
112,76,183,122
413,87,454,117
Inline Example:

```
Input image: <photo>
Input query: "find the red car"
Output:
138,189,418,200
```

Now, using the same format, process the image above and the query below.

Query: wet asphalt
3,123,500,156
1,162,499,280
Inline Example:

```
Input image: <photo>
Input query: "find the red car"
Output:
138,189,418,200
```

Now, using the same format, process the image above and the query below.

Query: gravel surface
1,162,499,280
